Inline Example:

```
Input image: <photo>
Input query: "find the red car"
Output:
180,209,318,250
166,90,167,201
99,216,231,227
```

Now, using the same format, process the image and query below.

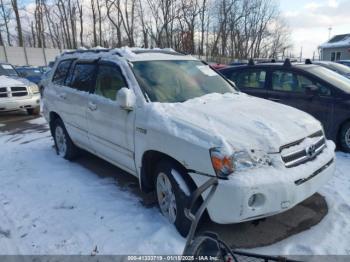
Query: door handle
59,93,67,99
88,101,97,111
268,97,281,102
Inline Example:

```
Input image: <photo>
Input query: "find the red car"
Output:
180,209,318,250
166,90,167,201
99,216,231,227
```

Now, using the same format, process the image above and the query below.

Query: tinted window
132,60,235,103
272,70,331,95
94,65,127,100
231,69,266,89
69,63,96,92
52,60,73,85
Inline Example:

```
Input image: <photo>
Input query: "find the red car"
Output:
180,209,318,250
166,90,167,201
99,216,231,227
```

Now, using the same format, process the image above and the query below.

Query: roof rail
305,58,312,65
283,58,292,67
63,48,112,55
248,58,255,66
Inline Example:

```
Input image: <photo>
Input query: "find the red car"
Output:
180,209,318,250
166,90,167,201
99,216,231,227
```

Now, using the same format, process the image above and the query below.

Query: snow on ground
0,117,350,255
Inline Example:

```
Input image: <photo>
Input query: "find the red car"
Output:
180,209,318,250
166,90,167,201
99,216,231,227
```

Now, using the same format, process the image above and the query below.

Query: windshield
317,62,350,76
132,60,235,102
0,64,19,77
306,66,350,93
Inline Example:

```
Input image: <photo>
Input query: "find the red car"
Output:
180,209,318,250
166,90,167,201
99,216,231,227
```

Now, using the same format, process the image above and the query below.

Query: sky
279,0,350,58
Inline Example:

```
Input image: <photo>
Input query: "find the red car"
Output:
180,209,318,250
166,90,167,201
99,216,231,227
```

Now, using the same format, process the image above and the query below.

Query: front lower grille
281,131,326,168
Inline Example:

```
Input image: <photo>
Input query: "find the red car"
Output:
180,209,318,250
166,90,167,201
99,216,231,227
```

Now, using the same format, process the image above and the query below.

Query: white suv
0,63,40,115
43,48,336,236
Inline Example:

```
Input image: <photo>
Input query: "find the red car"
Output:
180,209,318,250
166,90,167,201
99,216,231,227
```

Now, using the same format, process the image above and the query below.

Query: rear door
86,61,136,175
224,67,268,99
266,69,309,112
62,61,97,149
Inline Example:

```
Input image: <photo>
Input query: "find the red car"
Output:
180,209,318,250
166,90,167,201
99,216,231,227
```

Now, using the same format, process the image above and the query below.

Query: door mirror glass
117,87,136,110
305,84,319,95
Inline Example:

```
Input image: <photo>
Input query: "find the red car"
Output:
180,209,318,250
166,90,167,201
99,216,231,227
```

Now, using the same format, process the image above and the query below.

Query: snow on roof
60,47,197,62
320,34,350,49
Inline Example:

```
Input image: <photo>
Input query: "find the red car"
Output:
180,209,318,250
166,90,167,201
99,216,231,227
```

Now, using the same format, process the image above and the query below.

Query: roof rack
63,48,112,55
305,58,312,65
283,58,292,67
132,49,184,56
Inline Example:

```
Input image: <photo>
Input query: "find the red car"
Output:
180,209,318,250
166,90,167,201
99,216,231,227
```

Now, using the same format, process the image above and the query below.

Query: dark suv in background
219,59,350,152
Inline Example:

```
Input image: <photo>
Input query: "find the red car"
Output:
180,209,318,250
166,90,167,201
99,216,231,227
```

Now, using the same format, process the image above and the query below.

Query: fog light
248,193,265,208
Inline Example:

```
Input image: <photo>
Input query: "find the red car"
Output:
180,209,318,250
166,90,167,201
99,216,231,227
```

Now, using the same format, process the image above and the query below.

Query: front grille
10,86,28,97
281,131,326,168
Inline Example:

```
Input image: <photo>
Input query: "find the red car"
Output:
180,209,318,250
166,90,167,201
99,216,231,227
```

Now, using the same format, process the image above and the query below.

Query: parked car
338,60,350,67
43,48,335,236
312,60,350,79
208,62,227,70
219,59,350,152
16,66,45,84
0,62,40,115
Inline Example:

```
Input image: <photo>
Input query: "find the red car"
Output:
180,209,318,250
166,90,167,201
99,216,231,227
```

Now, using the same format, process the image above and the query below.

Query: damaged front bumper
189,140,336,224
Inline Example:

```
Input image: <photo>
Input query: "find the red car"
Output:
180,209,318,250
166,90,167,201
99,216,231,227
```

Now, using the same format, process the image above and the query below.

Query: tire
339,122,350,153
52,118,79,160
27,107,40,116
154,160,192,237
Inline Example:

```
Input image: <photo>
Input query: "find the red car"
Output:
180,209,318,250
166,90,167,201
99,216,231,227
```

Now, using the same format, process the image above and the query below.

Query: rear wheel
154,161,192,237
27,107,40,116
52,118,79,160
339,122,350,153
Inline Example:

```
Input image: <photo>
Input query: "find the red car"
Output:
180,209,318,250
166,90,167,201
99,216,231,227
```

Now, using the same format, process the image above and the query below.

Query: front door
87,61,136,175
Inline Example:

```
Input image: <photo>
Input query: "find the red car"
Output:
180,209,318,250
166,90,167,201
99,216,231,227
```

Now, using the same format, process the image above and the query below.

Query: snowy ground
0,116,349,255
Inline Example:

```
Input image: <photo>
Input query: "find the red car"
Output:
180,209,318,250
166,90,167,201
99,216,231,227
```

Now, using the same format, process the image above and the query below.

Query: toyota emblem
306,144,317,158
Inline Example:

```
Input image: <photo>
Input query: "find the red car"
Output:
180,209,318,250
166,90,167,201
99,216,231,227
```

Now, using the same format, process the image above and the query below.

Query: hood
151,93,322,153
0,75,35,86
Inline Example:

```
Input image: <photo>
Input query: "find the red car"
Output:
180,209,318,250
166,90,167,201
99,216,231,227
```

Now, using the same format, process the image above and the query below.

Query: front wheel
52,118,79,160
339,122,350,153
155,161,192,237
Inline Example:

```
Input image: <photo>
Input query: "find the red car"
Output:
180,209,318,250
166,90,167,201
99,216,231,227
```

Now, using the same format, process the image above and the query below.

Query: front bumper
189,140,336,224
0,94,40,112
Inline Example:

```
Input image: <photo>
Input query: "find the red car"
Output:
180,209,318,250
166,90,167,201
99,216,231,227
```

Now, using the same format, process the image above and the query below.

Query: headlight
210,147,271,178
29,85,39,94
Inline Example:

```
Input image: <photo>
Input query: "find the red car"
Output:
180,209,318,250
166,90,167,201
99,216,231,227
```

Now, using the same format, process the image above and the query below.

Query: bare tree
11,0,24,46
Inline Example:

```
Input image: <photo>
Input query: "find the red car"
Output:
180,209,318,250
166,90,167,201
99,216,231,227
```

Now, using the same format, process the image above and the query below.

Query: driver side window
94,64,127,100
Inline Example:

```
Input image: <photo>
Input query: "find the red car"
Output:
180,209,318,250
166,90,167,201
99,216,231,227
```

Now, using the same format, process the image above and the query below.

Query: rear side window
230,69,266,89
52,60,73,85
69,63,96,92
94,65,127,100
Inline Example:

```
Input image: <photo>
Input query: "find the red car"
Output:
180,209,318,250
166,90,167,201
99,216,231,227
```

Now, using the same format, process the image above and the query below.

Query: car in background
313,60,350,79
219,59,350,152
338,60,350,67
208,62,227,70
38,69,52,96
16,66,45,84
0,62,40,115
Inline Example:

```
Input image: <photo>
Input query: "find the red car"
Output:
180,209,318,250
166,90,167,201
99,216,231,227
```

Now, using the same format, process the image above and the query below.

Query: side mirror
305,84,319,95
116,87,136,111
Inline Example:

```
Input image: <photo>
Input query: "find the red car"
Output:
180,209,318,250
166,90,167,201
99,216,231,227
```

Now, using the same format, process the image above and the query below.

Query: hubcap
55,126,67,156
345,128,350,148
156,172,177,223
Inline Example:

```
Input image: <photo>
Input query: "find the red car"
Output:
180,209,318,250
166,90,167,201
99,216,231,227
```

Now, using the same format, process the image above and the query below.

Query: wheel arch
140,150,197,193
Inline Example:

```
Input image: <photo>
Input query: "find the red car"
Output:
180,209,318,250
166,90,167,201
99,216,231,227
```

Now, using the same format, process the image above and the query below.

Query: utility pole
328,26,332,40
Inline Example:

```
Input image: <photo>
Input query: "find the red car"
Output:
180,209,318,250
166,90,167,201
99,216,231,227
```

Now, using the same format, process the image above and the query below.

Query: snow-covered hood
149,93,322,153
0,75,34,86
